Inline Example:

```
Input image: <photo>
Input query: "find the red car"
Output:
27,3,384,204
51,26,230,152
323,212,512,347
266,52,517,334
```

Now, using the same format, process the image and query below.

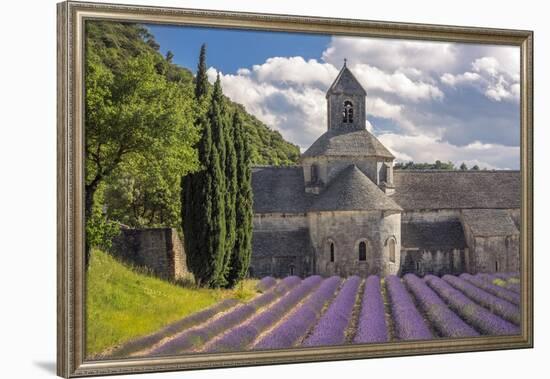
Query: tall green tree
182,44,212,286
182,111,211,286
84,47,198,267
165,50,174,63
207,75,229,287
182,52,230,287
226,111,254,287
182,113,227,287
195,44,209,103
222,91,238,285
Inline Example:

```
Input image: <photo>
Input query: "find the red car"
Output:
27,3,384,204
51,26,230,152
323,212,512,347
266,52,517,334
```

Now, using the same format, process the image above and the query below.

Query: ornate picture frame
57,1,533,377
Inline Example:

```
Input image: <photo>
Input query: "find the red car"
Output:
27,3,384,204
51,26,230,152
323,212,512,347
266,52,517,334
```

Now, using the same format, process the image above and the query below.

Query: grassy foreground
86,249,258,356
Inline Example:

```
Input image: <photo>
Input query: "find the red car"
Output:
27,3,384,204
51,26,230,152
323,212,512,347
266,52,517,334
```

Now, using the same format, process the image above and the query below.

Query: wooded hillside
84,21,300,243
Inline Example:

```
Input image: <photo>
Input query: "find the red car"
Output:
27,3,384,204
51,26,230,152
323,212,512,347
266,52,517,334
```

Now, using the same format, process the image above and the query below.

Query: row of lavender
140,272,520,357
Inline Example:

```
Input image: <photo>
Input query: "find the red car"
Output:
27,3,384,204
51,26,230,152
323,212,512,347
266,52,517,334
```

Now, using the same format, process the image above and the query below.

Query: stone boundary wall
111,227,188,281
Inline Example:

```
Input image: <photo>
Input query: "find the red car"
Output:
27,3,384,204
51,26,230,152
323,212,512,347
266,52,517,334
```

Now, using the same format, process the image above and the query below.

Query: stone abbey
250,63,520,278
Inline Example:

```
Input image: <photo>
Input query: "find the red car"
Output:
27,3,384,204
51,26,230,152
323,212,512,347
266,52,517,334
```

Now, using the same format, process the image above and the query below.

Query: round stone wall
308,210,401,277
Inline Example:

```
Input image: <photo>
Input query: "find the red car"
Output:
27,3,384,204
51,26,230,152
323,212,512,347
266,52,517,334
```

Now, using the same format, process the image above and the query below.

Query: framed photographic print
57,1,533,377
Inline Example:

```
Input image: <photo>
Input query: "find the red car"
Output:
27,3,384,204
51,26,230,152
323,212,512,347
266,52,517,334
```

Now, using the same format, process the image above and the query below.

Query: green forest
84,21,300,287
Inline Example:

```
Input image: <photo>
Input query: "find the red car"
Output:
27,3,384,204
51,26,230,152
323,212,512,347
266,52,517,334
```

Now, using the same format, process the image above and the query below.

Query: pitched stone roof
302,128,395,159
252,229,312,257
326,64,366,97
392,170,520,210
461,209,519,237
310,165,403,212
402,221,467,250
251,166,313,213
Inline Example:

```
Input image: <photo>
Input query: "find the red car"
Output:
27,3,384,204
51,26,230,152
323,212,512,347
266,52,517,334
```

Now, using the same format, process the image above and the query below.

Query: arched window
389,239,396,263
289,265,295,276
495,261,499,272
310,164,318,183
343,100,354,123
330,243,335,262
358,241,367,261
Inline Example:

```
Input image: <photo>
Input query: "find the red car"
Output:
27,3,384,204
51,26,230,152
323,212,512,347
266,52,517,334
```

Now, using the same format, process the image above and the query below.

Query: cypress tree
182,44,226,287
194,44,209,102
223,103,238,286
182,83,228,287
226,111,253,287
182,112,212,286
206,75,228,287
211,73,227,172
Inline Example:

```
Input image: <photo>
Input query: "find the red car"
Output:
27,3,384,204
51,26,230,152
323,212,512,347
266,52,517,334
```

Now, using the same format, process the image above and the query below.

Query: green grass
86,249,258,356
492,278,507,287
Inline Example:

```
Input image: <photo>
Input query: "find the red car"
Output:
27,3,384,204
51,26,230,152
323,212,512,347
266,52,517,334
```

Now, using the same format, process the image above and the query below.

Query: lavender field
111,273,521,358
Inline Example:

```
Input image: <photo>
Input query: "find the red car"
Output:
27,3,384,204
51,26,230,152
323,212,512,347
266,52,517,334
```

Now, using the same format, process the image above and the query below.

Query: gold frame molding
57,1,534,377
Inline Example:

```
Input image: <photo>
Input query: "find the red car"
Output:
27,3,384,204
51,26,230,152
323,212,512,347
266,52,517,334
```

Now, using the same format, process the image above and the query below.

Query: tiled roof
461,209,519,237
392,170,520,210
310,165,402,212
251,166,313,213
326,64,367,97
302,128,394,159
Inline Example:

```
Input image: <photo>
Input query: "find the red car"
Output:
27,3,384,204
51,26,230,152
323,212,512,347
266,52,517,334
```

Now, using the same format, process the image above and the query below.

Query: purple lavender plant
485,273,521,294
425,275,519,336
148,275,303,356
353,275,388,344
386,275,432,341
302,276,362,347
204,276,323,353
460,273,520,305
256,277,277,293
253,276,342,350
506,282,520,293
443,275,520,325
403,274,478,338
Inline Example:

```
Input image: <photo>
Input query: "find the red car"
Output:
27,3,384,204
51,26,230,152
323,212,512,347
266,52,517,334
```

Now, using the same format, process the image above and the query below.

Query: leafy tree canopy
394,160,456,170
395,160,486,170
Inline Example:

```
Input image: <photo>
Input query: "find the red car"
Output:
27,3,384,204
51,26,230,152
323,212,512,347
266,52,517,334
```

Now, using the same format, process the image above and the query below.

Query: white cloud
472,56,500,76
322,36,457,73
365,119,374,132
440,72,481,86
208,65,327,147
484,76,515,102
352,63,444,102
368,97,402,119
251,56,338,88
479,46,520,80
441,55,520,102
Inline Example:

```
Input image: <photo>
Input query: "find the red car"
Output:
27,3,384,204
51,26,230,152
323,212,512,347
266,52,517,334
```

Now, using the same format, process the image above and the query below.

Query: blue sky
147,24,330,74
147,23,520,170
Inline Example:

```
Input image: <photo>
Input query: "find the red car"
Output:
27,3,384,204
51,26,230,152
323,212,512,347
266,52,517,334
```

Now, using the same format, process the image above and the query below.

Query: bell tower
326,60,367,132
301,61,395,195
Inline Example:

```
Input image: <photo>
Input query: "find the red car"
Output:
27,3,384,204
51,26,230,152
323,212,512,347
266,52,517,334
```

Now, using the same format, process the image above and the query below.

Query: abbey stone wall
308,210,401,277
